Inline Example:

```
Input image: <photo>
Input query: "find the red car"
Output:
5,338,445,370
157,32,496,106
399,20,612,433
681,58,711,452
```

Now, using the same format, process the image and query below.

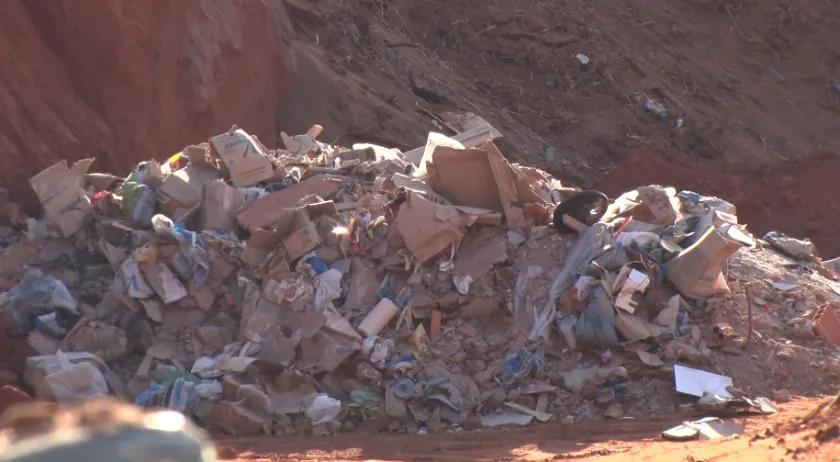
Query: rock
776,347,796,361
663,341,704,364
773,389,791,403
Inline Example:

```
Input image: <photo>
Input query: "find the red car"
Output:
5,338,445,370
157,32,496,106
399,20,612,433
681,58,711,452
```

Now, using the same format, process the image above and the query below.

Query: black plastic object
552,190,609,234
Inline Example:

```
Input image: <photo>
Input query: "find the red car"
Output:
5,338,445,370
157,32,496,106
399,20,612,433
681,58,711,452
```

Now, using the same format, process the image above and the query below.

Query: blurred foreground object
0,397,216,462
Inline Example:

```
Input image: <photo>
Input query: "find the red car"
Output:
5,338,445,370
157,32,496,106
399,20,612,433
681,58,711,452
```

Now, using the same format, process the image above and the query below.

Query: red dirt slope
0,0,296,211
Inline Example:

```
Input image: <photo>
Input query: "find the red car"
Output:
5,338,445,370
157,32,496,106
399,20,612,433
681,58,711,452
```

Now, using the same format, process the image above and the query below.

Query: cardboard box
29,159,94,237
425,142,526,227
210,127,274,187
282,221,321,261
665,225,754,299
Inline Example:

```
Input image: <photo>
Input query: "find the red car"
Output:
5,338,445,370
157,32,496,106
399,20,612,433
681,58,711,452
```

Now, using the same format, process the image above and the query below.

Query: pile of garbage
0,120,834,436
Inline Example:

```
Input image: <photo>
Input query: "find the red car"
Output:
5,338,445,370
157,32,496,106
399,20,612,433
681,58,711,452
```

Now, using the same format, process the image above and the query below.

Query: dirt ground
217,397,840,461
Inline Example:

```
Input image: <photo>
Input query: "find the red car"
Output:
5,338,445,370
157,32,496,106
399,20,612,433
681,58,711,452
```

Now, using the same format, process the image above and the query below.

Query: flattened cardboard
282,221,321,261
236,177,340,230
209,128,274,187
394,192,464,263
140,262,188,304
200,180,245,233
158,164,221,212
665,226,754,299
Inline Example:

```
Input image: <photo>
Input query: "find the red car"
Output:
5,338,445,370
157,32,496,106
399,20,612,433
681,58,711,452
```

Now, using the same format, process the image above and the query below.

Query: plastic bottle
642,98,667,119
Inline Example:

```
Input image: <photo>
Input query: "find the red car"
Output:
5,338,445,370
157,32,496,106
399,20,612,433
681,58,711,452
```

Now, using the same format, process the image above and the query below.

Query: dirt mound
593,148,840,257
0,0,296,212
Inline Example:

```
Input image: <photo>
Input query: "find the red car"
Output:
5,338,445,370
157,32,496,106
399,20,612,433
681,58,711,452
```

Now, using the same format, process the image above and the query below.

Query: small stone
562,415,575,424
776,347,796,361
773,389,791,403
604,402,623,419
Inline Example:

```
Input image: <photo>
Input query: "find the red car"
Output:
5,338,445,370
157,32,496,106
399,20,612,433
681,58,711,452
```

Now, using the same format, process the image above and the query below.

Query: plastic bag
548,223,612,301
135,378,197,414
0,267,79,336
305,394,342,425
575,286,620,348
42,350,109,405
315,269,343,310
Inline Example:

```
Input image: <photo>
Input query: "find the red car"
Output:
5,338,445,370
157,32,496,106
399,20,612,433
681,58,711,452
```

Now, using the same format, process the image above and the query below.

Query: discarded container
642,98,667,119
392,376,416,399
357,298,400,337
136,378,198,414
130,185,158,224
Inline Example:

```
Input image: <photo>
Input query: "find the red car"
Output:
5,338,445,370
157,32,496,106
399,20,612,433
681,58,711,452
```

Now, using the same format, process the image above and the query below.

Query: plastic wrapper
305,394,342,425
28,350,109,405
135,378,197,415
0,267,79,337
575,286,620,348
548,223,613,301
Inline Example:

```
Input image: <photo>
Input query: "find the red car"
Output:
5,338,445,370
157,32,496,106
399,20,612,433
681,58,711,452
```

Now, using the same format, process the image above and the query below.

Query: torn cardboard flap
237,177,340,230
158,164,221,212
210,127,274,187
394,192,464,264
665,225,754,299
425,142,526,228
30,159,94,236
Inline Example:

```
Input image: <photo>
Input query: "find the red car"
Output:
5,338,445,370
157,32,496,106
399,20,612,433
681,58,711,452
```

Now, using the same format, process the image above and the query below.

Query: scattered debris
0,121,835,438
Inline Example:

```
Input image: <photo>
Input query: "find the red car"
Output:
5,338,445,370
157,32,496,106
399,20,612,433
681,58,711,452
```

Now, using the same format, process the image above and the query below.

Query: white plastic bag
43,350,109,405
305,394,341,425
